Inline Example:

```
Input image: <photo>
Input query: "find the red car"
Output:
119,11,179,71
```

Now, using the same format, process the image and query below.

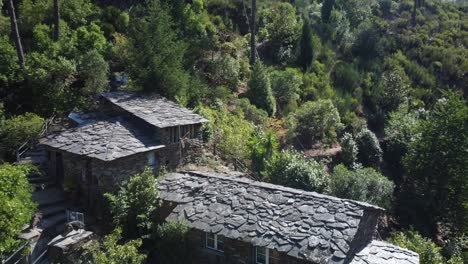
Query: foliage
0,113,44,157
249,130,279,177
233,98,268,126
246,61,276,116
329,164,394,208
403,92,468,233
104,169,159,239
77,50,109,95
0,163,36,258
384,107,421,178
288,99,343,147
205,53,240,90
389,229,463,264
155,221,191,264
127,0,190,103
260,2,301,48
355,128,382,168
197,104,255,163
270,68,302,115
339,133,358,166
264,150,329,192
83,228,146,264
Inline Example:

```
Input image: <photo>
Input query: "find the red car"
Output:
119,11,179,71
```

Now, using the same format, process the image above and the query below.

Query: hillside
0,0,467,262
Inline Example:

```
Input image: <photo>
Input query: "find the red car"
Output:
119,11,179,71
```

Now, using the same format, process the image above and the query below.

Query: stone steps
39,211,67,230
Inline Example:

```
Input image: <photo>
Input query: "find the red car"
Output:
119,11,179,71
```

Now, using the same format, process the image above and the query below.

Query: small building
159,171,419,264
39,91,207,215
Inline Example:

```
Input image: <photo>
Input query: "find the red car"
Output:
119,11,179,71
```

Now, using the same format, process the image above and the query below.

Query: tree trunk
53,0,60,41
250,0,256,66
7,0,24,66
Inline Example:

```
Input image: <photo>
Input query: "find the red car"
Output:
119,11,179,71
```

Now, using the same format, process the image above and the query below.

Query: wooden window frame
255,247,279,264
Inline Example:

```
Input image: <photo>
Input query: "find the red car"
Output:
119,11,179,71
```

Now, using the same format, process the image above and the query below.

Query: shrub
83,228,146,264
0,163,36,258
104,169,159,239
340,133,358,166
0,113,44,157
355,128,382,168
246,61,276,116
264,150,329,192
329,164,394,208
155,221,191,264
389,230,463,264
288,99,343,147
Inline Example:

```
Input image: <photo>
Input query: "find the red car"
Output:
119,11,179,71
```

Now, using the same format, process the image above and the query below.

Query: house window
206,233,224,252
147,152,157,168
255,247,280,264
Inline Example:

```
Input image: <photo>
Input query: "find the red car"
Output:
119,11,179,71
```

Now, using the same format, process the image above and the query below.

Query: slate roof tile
158,171,390,264
102,91,208,128
40,118,164,161
350,240,419,264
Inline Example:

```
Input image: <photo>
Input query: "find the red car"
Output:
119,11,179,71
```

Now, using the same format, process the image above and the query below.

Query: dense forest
0,0,467,262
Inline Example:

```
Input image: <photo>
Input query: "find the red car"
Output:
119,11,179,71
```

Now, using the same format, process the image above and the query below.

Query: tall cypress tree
321,0,335,23
299,18,313,71
246,61,276,116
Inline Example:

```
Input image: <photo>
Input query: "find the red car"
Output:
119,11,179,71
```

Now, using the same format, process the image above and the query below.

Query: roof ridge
181,170,384,212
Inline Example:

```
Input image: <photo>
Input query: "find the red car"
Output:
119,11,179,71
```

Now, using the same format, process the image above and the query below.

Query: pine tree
246,61,276,116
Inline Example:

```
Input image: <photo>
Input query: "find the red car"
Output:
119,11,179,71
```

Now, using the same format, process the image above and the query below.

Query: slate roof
101,91,208,128
159,171,387,264
350,240,419,264
40,118,164,161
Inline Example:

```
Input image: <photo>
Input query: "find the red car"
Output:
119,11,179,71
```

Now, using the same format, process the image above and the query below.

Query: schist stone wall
186,229,311,264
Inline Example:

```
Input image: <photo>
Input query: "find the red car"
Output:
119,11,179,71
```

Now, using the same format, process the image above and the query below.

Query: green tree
403,92,468,233
0,113,44,157
128,0,190,102
77,49,109,95
299,18,314,71
0,163,36,258
355,128,382,168
197,104,255,164
384,108,420,179
389,230,463,264
155,221,191,264
321,0,335,23
83,228,146,264
104,169,159,239
288,99,343,147
261,2,301,49
329,164,394,208
264,150,329,192
270,68,302,115
340,132,358,166
249,130,278,177
246,61,276,116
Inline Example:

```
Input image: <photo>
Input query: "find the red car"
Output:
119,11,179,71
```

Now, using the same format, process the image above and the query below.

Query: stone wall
186,229,312,264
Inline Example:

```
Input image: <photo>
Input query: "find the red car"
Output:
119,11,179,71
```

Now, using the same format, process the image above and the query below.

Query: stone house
39,91,207,215
159,171,420,264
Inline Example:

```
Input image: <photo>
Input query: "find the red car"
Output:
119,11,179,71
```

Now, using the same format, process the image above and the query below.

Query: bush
233,98,269,126
0,163,36,258
355,128,382,168
83,228,146,264
340,133,358,166
329,164,394,208
0,113,44,157
104,169,159,239
264,150,329,192
389,230,463,264
249,130,279,177
155,221,191,264
246,61,276,116
288,99,343,147
270,68,302,116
